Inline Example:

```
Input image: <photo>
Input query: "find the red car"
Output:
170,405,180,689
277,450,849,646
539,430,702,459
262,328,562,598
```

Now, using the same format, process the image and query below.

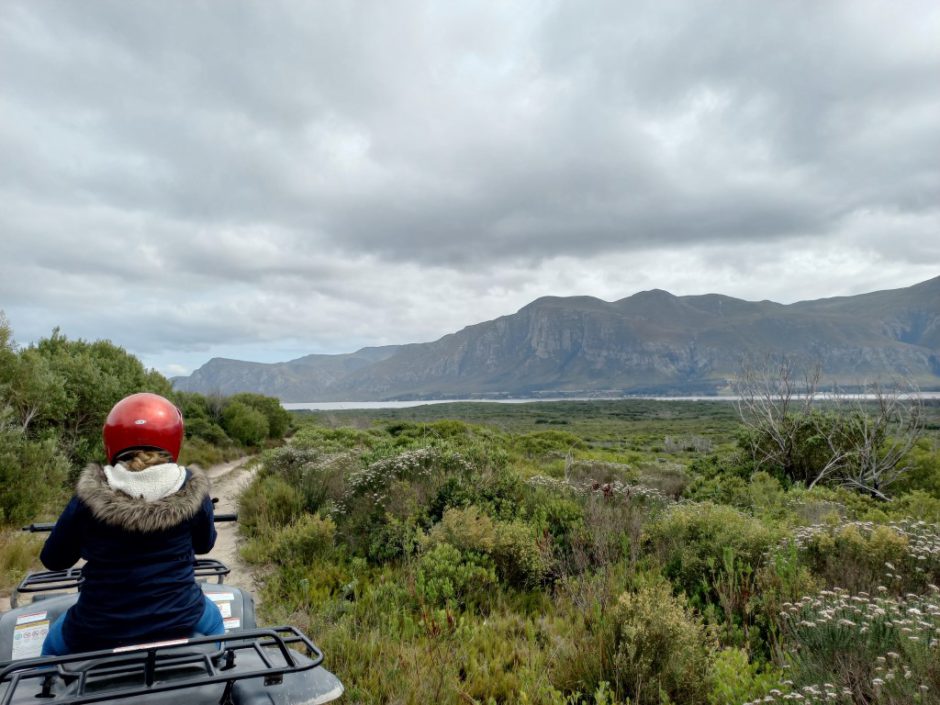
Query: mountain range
172,276,940,400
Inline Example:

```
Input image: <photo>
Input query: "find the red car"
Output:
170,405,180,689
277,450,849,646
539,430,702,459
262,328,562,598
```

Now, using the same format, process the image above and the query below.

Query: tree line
0,313,290,526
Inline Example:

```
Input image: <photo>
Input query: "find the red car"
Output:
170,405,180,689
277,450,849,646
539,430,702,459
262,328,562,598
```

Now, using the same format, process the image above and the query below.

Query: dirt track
204,457,259,599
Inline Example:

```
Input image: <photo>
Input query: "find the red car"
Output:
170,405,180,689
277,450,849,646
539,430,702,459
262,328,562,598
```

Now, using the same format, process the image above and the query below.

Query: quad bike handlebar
22,502,237,533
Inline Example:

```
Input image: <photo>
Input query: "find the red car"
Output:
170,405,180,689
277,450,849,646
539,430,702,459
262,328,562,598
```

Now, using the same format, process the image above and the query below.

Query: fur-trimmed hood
76,463,210,533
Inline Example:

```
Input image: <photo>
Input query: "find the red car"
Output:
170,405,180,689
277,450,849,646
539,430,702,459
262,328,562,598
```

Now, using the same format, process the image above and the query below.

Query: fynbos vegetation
240,395,940,704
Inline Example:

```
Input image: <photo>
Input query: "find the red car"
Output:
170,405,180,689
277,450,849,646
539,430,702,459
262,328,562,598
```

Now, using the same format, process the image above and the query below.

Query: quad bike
0,512,343,705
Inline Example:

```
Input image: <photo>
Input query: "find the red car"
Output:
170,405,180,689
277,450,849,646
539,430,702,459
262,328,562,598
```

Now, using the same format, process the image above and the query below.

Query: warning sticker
12,619,50,660
15,611,47,626
223,617,241,631
208,592,234,618
207,592,234,603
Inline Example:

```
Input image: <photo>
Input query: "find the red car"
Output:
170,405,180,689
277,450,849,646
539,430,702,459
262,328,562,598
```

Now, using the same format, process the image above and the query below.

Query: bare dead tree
734,359,924,499
733,358,826,482
820,382,924,500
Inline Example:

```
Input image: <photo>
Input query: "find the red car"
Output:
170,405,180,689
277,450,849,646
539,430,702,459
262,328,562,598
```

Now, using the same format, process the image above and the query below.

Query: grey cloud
1,0,938,361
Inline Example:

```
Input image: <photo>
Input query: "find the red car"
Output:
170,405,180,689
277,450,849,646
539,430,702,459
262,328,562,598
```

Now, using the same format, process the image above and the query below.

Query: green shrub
178,436,239,468
238,475,303,533
646,503,776,606
338,445,517,560
428,506,497,554
887,438,940,498
415,542,497,610
222,400,269,446
795,519,940,594
268,514,336,566
636,461,690,500
259,445,351,513
750,542,819,658
556,574,713,705
525,489,584,561
889,490,940,523
707,647,781,705
0,531,41,592
427,507,548,589
780,587,940,703
182,416,231,446
229,393,292,439
610,577,713,705
492,520,548,589
292,425,383,454
515,430,586,458
0,414,69,526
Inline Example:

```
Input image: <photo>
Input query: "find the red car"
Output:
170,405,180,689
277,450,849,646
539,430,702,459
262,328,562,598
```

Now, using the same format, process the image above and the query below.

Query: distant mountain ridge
172,276,940,400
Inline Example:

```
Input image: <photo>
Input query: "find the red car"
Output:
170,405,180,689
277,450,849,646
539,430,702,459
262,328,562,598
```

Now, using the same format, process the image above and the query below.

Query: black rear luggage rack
10,568,84,607
193,558,232,583
11,560,231,607
0,626,322,705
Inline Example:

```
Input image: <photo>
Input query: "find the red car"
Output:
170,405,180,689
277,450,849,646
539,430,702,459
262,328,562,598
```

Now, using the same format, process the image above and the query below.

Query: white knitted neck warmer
103,463,186,502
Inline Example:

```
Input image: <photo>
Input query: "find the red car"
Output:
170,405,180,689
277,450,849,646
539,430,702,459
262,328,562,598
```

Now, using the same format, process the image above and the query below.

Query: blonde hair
121,450,173,472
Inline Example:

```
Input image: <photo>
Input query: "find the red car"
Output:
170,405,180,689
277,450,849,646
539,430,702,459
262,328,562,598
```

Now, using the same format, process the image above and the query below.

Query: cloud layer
1,0,938,374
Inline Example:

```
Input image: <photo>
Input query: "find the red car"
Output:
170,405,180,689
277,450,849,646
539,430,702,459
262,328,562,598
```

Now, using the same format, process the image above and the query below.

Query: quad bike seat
0,582,254,663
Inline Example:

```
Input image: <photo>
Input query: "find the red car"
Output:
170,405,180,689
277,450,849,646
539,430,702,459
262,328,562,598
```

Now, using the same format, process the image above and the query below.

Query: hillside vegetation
176,276,940,400
241,400,940,705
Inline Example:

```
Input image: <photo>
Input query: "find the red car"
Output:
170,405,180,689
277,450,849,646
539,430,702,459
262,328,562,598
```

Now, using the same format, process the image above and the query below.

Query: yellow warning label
12,619,50,660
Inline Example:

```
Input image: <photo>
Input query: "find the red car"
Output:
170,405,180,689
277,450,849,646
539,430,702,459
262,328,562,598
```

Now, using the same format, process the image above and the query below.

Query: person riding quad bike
40,392,224,655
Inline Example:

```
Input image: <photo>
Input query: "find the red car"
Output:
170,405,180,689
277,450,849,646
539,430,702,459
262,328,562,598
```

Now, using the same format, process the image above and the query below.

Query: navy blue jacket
41,464,216,653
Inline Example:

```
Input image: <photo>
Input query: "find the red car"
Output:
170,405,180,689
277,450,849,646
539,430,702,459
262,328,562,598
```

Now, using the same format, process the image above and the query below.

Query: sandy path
0,458,259,615
204,457,260,600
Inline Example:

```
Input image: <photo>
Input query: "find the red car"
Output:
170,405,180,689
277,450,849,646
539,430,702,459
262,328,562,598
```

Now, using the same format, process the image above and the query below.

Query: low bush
636,461,690,500
267,514,336,567
178,436,241,468
0,415,69,526
415,542,497,610
794,519,940,595
492,520,549,589
222,400,269,446
259,445,351,513
646,502,776,606
556,575,714,705
238,475,304,533
707,647,781,705
0,531,42,593
515,430,587,458
427,506,496,554
292,425,383,454
779,587,940,704
427,507,549,589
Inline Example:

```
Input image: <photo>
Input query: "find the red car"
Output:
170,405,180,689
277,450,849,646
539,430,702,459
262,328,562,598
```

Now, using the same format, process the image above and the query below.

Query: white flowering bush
792,520,940,595
768,586,940,704
261,444,355,513
563,459,636,484
526,474,672,573
526,474,672,505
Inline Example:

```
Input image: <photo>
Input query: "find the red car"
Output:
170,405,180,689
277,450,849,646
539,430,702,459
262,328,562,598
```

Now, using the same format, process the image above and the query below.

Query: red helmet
103,393,184,464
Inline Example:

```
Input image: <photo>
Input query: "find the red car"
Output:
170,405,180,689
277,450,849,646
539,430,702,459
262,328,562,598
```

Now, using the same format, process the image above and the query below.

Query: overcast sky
2,0,938,376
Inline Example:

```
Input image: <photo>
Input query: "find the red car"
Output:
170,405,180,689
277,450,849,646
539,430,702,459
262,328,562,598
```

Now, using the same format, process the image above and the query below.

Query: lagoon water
283,391,940,411
282,398,576,411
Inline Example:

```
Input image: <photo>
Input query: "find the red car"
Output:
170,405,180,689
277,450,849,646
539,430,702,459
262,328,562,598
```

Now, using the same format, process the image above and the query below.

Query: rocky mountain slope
173,276,940,400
